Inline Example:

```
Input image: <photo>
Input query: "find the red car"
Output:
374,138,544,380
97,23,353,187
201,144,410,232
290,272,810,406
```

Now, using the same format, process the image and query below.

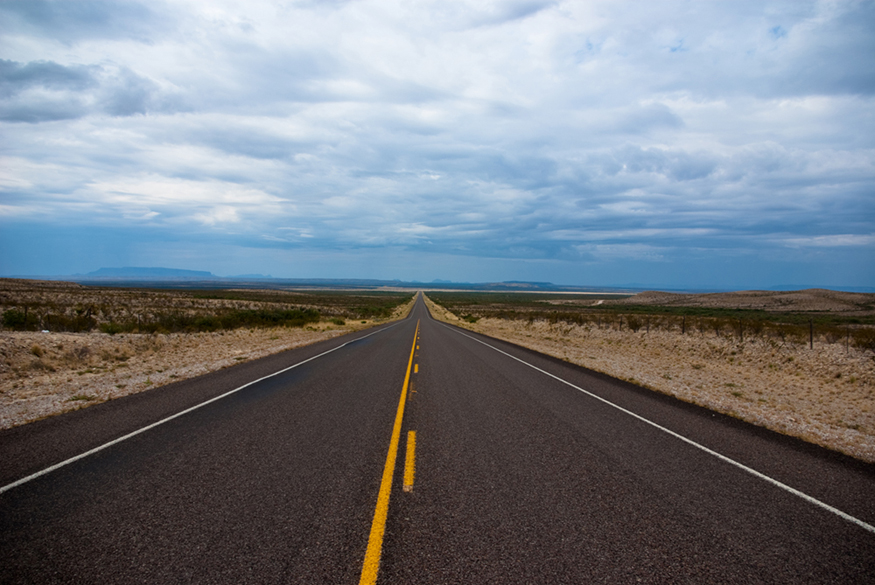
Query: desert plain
2,279,874,464
0,279,415,429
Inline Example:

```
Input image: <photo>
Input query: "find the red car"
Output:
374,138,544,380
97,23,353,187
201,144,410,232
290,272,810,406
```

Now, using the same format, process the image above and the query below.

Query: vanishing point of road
1,294,873,583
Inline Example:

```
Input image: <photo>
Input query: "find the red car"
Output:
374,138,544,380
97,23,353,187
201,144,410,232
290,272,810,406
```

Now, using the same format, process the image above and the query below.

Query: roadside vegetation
426,291,875,353
0,279,413,334
0,279,415,429
425,290,875,462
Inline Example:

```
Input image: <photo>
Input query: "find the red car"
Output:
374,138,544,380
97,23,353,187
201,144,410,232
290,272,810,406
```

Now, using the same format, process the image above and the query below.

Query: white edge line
1,322,401,495
439,322,875,535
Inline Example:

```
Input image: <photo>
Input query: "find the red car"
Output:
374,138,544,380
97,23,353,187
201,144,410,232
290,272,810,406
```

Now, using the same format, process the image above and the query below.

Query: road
1,293,874,583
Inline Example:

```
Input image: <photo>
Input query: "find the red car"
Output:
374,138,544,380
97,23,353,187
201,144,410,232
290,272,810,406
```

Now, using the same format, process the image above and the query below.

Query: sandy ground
423,296,875,463
0,297,416,430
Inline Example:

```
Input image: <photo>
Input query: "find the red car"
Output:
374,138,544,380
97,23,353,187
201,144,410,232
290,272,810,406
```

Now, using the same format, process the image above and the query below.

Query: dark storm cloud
0,59,183,122
0,59,96,96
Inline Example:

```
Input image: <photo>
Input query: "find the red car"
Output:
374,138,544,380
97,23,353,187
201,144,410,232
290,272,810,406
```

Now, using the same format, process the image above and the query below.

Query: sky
1,0,873,290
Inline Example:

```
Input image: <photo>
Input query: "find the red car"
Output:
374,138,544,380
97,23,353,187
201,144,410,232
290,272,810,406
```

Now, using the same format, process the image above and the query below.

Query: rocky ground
424,296,875,463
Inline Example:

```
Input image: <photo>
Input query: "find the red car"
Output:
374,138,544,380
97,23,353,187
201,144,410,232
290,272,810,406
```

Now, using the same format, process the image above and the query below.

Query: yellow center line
403,431,416,493
359,319,419,585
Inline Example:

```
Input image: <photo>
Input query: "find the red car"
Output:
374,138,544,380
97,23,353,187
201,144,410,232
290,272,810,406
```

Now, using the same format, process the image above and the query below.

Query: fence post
809,319,814,350
681,315,685,335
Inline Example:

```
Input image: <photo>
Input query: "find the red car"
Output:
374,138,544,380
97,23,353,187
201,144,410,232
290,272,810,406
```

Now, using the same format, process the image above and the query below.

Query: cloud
0,0,873,287
464,0,557,28
574,243,667,262
0,59,182,122
0,0,166,43
0,59,95,122
194,206,240,226
0,59,96,97
779,234,875,248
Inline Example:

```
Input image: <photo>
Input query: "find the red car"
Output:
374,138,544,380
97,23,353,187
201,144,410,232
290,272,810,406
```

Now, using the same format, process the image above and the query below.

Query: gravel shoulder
424,295,875,463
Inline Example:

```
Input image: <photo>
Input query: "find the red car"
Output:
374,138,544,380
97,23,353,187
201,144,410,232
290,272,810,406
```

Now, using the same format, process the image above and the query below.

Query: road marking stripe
403,431,416,493
360,320,420,585
440,323,875,535
0,322,402,496
414,364,418,373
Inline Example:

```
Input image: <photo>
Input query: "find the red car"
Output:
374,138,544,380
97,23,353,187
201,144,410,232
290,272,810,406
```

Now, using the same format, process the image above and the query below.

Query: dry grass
0,294,417,429
0,278,413,333
606,288,875,314
423,295,875,462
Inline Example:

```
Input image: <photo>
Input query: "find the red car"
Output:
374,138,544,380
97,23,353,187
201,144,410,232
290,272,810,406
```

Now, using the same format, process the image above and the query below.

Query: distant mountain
58,272,635,293
498,281,554,288
86,267,215,278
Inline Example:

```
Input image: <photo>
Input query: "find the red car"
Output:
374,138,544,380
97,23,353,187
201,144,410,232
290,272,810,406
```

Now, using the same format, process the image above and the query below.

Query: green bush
625,315,642,332
99,322,129,335
2,309,40,331
43,313,96,333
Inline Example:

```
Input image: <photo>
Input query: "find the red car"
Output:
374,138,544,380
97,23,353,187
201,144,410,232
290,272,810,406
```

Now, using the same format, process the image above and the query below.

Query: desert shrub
43,313,96,333
563,313,589,327
852,328,875,354
30,358,54,371
181,308,320,332
822,326,844,344
785,324,809,345
2,309,40,331
493,309,530,321
746,319,765,339
100,322,128,335
461,314,480,323
96,308,320,334
626,315,642,332
64,346,91,362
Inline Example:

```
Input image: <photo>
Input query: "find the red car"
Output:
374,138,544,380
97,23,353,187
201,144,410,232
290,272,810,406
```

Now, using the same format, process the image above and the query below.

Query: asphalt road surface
2,294,874,583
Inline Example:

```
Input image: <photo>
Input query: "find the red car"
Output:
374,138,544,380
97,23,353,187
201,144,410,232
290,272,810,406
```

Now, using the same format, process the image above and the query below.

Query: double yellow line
359,319,419,585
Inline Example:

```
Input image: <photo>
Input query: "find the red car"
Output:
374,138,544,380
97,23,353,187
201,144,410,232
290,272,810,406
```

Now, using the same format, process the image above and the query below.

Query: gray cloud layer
1,0,872,287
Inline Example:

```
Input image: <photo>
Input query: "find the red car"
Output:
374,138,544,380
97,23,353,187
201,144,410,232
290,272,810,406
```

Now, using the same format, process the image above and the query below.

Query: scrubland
0,280,415,428
423,291,875,462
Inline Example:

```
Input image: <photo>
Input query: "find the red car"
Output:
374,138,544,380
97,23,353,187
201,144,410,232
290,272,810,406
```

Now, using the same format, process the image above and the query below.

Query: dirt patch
423,295,875,462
